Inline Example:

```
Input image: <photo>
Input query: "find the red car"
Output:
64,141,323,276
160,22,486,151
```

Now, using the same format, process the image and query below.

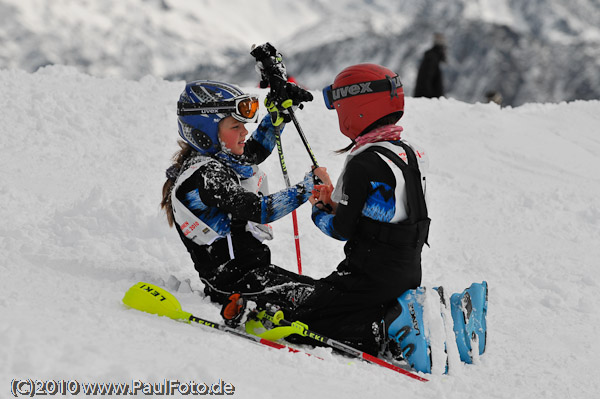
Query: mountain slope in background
1,0,599,106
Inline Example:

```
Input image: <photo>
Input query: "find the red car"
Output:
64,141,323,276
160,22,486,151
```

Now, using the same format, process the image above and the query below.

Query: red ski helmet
322,64,404,140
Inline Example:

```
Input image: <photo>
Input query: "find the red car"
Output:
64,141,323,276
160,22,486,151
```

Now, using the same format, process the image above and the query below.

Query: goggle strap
178,107,233,116
177,101,235,116
177,97,258,118
324,75,403,108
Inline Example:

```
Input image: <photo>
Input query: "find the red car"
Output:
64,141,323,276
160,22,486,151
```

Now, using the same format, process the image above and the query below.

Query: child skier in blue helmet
161,80,325,319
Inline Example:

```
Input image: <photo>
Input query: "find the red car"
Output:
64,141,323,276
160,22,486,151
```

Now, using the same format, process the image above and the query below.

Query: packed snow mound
2,66,600,398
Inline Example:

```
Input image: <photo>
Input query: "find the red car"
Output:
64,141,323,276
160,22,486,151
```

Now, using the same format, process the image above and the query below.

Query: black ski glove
285,82,313,105
265,83,313,126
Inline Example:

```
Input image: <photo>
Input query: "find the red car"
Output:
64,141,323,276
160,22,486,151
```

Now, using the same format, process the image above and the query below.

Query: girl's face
218,116,248,156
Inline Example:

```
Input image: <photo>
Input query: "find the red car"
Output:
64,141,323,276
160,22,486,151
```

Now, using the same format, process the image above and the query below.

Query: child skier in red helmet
290,63,432,363
291,63,487,375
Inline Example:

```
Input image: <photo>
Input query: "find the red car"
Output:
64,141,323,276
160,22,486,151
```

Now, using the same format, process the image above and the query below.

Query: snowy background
1,0,599,106
2,0,600,398
2,66,600,398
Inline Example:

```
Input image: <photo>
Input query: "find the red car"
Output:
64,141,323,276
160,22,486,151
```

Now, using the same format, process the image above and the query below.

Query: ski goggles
322,75,403,110
177,94,260,123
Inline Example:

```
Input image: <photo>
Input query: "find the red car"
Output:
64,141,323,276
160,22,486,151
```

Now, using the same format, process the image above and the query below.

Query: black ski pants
290,237,423,355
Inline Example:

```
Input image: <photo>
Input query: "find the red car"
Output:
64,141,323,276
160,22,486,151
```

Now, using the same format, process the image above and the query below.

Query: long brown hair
160,140,195,227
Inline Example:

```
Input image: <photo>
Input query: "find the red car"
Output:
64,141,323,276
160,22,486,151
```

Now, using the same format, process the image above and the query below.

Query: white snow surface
2,66,600,398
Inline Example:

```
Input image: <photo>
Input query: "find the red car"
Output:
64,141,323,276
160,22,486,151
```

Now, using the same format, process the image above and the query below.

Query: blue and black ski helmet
177,80,259,155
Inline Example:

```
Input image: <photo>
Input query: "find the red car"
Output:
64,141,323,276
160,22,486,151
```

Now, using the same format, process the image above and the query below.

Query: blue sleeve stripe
312,207,347,241
259,184,309,224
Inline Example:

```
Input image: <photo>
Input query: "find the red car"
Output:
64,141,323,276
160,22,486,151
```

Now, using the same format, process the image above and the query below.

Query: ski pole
122,282,317,357
274,126,303,275
287,106,319,168
257,311,428,382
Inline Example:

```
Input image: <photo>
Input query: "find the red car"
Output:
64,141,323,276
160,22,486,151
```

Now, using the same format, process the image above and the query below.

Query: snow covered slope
2,66,600,398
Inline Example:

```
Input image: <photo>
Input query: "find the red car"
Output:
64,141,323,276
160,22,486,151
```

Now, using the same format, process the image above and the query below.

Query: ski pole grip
250,42,278,63
250,42,288,100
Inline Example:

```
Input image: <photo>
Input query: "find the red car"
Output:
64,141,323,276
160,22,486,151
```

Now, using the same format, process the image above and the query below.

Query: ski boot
450,281,488,363
385,287,432,374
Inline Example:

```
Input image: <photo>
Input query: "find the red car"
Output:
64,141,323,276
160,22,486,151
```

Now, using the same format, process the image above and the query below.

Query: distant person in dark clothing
485,90,503,106
414,33,447,98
